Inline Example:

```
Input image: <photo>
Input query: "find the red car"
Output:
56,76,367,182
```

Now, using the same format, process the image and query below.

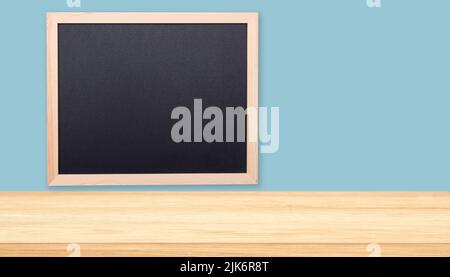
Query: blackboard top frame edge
47,12,258,24
47,12,259,186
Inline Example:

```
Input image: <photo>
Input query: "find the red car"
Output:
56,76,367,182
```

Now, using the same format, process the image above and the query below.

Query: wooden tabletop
0,192,449,256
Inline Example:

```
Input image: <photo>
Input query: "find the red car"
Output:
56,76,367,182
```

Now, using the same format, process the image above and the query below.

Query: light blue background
0,0,449,191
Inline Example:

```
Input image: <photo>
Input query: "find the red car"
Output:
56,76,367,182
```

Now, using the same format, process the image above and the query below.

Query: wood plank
0,243,449,257
0,192,449,256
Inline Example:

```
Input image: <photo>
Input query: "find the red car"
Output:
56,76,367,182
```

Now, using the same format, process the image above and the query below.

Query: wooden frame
47,13,259,186
0,192,449,257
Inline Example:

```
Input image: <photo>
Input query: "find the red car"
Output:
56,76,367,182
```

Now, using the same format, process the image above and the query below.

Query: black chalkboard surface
47,13,258,186
58,24,247,174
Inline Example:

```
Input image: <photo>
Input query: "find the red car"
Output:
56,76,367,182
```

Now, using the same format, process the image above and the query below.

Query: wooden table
0,192,449,256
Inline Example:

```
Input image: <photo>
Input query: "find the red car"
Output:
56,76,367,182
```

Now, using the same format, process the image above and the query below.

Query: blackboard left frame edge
47,13,59,186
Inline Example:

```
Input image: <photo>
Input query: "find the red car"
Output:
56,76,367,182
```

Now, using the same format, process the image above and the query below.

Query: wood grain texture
1,244,449,257
0,192,449,256
46,13,58,184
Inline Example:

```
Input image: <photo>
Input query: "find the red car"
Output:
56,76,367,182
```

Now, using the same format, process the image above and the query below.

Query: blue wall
1,0,449,191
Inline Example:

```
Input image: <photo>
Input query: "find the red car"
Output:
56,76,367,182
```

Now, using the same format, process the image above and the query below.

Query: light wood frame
47,13,259,186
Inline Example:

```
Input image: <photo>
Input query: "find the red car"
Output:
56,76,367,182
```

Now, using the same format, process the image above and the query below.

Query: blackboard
47,13,259,186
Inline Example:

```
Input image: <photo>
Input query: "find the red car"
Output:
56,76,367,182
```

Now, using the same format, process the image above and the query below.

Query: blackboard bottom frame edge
48,173,258,186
